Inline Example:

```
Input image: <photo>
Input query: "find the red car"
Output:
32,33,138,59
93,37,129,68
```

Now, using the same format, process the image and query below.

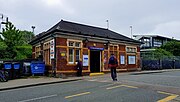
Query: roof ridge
61,20,108,31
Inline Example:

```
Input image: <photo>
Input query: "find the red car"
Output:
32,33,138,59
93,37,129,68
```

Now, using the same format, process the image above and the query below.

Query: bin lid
31,61,45,64
24,62,31,66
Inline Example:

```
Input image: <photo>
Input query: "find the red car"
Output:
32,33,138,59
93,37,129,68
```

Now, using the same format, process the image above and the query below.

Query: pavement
0,69,180,91
0,77,82,91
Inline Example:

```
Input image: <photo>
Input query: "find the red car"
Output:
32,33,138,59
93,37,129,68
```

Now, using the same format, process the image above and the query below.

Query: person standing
76,59,83,77
108,54,118,81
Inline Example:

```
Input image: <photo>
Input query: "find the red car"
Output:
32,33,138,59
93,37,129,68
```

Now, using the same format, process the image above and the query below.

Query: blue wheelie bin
13,63,20,79
4,63,13,80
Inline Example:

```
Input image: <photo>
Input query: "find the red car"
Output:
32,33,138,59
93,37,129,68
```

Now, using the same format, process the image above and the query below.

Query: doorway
90,50,101,72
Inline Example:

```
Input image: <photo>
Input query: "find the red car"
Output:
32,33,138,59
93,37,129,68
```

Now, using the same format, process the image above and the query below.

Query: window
75,42,81,47
75,49,80,61
126,47,136,53
109,45,118,58
143,38,150,47
154,39,162,47
68,40,81,64
128,56,136,64
69,41,74,46
69,48,74,63
120,55,125,64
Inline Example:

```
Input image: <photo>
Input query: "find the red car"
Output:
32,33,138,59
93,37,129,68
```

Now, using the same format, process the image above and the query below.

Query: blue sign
88,47,104,51
31,61,45,74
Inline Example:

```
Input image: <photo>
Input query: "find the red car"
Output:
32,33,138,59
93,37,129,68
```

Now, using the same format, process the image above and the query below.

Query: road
0,70,180,102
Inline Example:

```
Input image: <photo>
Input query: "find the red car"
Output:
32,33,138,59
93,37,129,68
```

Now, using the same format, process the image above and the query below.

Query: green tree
0,22,33,60
142,48,173,60
20,30,34,45
153,48,173,59
0,22,22,59
161,40,180,56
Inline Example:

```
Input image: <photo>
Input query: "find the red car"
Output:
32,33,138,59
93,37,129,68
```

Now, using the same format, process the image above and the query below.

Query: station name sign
88,47,104,51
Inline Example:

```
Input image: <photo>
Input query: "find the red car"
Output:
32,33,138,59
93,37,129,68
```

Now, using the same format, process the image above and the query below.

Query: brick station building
30,20,141,76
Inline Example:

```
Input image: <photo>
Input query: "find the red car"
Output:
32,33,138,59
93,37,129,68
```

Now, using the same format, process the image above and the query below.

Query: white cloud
0,0,180,40
151,21,180,39
41,0,75,15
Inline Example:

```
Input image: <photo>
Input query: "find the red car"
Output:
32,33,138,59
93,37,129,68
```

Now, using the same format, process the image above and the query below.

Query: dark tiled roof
31,20,141,44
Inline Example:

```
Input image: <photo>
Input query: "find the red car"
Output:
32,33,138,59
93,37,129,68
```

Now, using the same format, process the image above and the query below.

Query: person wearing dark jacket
108,54,118,81
76,59,83,76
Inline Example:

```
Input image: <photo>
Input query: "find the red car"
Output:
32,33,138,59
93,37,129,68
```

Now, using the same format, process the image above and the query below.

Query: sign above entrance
88,47,104,51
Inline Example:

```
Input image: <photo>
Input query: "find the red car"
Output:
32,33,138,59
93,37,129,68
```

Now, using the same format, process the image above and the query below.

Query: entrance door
90,50,100,72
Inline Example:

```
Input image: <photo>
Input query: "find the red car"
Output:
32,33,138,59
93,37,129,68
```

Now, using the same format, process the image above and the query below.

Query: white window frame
75,49,80,62
68,48,74,64
126,46,137,53
67,39,82,64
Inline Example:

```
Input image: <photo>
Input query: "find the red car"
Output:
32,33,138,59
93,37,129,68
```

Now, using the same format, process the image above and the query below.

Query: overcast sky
0,0,180,40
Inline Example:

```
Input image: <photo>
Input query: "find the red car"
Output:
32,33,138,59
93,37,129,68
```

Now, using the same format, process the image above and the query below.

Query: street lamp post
106,20,109,29
31,26,35,34
31,26,35,41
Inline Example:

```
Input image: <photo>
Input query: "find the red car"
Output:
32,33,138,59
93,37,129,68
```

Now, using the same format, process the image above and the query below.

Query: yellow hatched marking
65,92,90,99
157,91,179,102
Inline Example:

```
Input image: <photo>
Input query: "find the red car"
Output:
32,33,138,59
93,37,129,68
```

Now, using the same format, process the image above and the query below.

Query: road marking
120,85,138,89
65,92,91,99
157,91,179,102
106,85,122,90
18,94,57,102
106,84,138,90
99,83,116,88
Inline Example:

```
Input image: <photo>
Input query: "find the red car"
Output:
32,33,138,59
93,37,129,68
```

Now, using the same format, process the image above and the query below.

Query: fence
141,55,180,70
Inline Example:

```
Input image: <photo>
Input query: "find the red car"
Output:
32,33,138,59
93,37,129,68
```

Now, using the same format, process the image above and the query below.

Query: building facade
133,35,174,49
30,20,141,76
133,35,175,56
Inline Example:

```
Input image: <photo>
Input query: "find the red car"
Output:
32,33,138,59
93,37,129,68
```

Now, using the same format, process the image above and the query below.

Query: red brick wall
119,45,125,51
56,37,66,46
32,46,35,52
32,46,35,59
55,37,73,71
137,46,140,52
86,41,104,48
54,37,141,73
